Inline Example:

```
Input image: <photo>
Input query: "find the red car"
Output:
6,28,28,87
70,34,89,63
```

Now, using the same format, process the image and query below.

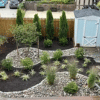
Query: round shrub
53,49,63,60
63,81,78,94
1,58,13,71
59,37,68,46
75,47,84,59
40,51,50,64
43,39,52,47
20,57,34,70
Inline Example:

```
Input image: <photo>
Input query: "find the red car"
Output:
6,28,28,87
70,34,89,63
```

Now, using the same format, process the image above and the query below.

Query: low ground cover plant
63,81,78,94
43,39,53,47
59,37,68,46
83,58,91,67
39,71,46,76
20,57,34,70
61,64,66,69
75,47,84,59
1,74,9,81
68,61,78,79
1,58,13,71
63,59,68,64
87,67,98,88
40,51,50,64
53,61,60,66
21,74,30,81
14,70,20,77
53,49,63,60
29,69,36,76
0,71,9,81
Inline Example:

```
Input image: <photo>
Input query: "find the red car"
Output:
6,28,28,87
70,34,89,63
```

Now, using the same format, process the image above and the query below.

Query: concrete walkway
24,11,75,19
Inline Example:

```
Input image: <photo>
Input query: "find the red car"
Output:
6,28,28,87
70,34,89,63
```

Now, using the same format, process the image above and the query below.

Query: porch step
0,97,94,100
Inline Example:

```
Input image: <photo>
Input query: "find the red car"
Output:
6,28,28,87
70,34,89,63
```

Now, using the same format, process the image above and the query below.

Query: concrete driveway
0,1,17,18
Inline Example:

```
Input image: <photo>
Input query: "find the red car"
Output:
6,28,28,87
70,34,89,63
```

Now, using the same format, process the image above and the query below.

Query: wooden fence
0,18,74,38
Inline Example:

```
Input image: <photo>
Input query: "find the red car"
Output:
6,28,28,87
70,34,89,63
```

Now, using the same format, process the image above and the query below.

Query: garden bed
32,38,74,50
0,55,100,92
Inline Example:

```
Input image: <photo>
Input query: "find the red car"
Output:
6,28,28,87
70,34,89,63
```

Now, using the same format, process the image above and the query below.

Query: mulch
0,37,99,92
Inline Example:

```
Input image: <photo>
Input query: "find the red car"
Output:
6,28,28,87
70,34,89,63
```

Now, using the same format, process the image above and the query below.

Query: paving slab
24,11,75,19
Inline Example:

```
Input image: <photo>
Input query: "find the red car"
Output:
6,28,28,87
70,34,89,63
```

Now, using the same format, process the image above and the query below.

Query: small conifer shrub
16,9,23,26
59,11,68,38
46,10,54,39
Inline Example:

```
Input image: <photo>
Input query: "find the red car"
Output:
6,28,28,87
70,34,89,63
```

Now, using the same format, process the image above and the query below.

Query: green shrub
59,11,68,38
53,49,63,60
46,10,54,39
1,58,13,71
40,51,50,64
21,74,30,81
68,61,78,79
14,70,20,77
59,37,68,46
87,67,98,88
16,9,23,26
46,66,57,85
20,57,34,70
75,47,84,59
43,39,53,47
63,81,78,94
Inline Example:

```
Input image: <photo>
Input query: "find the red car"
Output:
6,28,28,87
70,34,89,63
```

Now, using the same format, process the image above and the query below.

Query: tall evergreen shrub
46,10,54,39
33,14,41,32
16,9,23,26
59,11,68,38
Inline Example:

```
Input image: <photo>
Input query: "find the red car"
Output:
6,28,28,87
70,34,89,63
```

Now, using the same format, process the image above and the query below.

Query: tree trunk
37,36,39,58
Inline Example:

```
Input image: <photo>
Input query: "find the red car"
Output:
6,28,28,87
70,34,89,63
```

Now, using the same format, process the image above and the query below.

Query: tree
33,14,42,57
46,10,54,40
59,10,68,38
16,9,23,26
9,23,41,57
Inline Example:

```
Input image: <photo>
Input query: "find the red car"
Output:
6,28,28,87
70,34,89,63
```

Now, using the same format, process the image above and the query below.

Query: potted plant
37,2,44,11
50,2,57,12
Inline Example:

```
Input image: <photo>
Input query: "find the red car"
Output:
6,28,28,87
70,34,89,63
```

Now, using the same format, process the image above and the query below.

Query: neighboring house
74,8,100,47
75,0,99,10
